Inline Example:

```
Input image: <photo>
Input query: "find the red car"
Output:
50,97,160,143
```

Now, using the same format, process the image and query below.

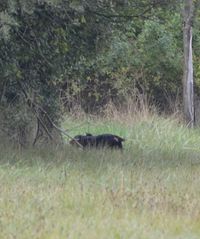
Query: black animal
70,133,125,149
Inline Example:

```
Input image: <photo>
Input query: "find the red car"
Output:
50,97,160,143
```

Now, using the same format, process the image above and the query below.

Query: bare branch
18,81,83,148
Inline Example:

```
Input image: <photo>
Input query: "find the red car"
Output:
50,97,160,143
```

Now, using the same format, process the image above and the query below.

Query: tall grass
1,101,200,238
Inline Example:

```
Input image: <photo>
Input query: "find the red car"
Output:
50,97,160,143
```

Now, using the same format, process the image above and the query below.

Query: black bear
70,133,125,149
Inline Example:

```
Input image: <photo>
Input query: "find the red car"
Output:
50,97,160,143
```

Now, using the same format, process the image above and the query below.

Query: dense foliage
0,0,200,145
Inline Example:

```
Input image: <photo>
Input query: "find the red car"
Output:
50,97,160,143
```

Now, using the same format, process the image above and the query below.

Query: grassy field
1,112,200,239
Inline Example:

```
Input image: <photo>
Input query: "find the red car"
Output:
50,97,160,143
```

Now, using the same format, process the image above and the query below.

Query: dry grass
0,146,200,239
1,101,200,238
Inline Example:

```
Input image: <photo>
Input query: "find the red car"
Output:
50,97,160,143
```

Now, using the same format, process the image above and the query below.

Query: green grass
1,115,200,238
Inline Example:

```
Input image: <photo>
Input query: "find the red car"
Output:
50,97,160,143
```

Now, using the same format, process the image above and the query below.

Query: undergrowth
1,104,200,239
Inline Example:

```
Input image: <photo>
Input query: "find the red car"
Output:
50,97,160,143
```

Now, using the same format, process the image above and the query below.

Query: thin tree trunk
183,0,194,127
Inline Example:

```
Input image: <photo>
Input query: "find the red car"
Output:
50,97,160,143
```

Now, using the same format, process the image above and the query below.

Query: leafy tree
0,0,99,145
1,0,200,146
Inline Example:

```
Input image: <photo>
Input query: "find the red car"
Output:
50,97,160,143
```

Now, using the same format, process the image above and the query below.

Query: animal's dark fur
70,133,125,149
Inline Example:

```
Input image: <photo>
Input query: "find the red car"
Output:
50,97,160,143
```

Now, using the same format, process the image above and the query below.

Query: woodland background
1,0,200,145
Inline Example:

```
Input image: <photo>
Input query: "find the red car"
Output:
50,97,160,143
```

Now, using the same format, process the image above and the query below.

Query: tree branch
87,7,152,20
18,81,83,148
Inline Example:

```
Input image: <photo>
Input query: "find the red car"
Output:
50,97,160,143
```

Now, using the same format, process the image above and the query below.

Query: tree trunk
183,0,194,127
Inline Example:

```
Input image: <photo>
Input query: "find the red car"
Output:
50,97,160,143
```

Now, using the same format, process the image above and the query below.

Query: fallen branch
36,107,84,149
18,81,83,149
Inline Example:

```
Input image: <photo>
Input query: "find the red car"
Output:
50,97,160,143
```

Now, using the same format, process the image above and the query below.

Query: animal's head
69,135,82,146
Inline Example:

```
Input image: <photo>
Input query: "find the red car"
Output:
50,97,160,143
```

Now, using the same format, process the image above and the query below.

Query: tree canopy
0,0,200,145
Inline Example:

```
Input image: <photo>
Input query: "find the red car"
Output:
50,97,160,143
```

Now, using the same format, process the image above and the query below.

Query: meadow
1,106,200,239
